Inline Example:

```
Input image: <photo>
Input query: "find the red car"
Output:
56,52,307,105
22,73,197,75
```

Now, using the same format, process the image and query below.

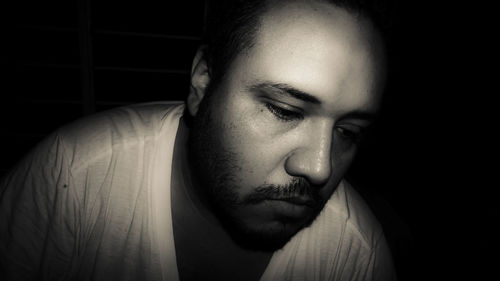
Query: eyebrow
249,81,378,122
248,82,322,105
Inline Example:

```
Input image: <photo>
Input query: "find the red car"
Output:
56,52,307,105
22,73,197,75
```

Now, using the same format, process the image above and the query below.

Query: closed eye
265,103,303,122
335,126,364,143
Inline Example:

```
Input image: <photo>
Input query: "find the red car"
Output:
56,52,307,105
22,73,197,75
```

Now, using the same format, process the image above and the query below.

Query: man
1,0,396,280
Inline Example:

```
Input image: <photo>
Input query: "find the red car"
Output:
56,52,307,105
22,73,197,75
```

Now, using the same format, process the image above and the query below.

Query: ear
187,46,211,117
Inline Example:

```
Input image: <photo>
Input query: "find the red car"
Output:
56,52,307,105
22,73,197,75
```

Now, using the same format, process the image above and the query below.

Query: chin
224,220,300,252
216,207,319,252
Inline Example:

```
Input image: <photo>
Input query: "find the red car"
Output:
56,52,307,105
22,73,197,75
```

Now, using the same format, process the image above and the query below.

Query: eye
335,126,363,143
265,103,303,122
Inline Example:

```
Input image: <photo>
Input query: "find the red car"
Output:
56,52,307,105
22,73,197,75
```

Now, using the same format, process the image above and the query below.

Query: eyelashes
265,103,303,122
264,102,364,143
335,126,363,143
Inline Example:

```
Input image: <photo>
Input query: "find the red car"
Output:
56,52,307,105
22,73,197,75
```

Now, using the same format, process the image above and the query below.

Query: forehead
229,0,386,114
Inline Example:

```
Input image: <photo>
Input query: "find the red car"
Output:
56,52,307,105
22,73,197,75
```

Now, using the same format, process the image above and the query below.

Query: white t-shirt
0,102,396,281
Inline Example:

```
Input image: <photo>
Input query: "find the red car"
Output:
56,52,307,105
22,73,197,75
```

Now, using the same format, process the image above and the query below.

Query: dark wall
349,2,497,280
2,1,496,280
2,0,206,176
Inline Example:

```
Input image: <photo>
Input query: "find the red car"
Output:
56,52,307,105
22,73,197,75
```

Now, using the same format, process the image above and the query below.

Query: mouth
258,196,316,220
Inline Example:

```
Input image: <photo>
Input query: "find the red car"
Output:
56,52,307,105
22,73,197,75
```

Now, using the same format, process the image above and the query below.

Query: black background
1,1,496,280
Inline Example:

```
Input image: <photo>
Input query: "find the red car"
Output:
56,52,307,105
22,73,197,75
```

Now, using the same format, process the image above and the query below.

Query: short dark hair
203,0,267,92
203,0,394,92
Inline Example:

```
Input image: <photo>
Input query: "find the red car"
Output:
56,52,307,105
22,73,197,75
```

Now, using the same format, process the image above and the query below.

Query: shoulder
265,181,395,280
2,101,185,200
287,179,384,254
55,102,185,170
59,101,184,147
297,180,384,254
322,180,384,247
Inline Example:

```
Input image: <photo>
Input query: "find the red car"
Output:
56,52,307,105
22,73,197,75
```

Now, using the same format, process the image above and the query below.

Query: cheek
218,107,290,186
333,142,357,165
317,145,357,199
332,143,357,178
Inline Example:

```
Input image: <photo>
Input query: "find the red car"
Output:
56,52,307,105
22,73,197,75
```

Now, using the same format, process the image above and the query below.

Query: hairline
204,0,386,97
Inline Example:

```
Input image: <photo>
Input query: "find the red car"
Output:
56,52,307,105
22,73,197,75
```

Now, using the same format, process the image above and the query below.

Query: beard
210,178,328,251
186,98,329,251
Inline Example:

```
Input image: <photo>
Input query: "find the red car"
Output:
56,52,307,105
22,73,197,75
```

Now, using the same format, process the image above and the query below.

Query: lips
259,199,311,220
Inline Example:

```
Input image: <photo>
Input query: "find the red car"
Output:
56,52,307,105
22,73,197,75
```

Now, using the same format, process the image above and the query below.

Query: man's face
189,1,385,250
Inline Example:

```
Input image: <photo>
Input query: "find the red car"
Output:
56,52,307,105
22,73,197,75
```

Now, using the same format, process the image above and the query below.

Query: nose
284,122,333,186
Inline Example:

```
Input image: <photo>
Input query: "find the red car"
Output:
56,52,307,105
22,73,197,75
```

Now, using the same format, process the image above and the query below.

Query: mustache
242,177,321,206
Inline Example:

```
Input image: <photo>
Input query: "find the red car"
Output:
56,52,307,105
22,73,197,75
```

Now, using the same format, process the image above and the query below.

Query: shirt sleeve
0,133,77,281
